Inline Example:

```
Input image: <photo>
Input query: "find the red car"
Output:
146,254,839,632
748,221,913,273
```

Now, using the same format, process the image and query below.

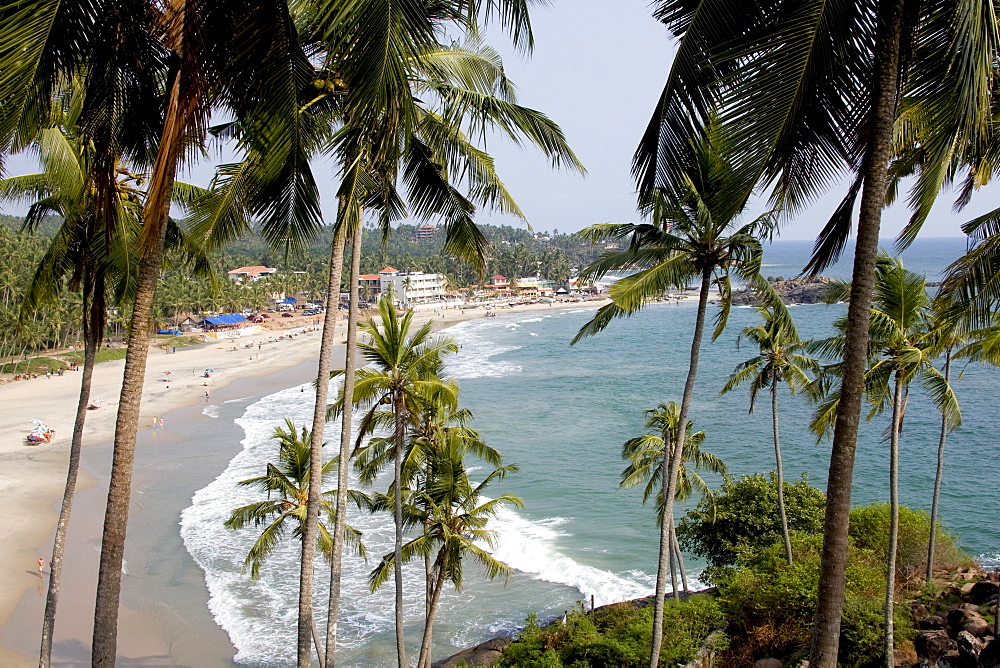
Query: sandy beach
0,298,611,665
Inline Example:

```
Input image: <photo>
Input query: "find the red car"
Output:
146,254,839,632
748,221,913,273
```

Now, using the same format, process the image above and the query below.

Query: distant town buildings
227,266,277,282
358,267,447,305
415,224,437,240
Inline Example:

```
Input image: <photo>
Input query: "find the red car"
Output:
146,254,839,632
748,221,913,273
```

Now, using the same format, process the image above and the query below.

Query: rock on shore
740,276,838,305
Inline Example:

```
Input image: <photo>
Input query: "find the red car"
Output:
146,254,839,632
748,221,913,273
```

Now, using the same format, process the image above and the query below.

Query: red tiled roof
380,266,398,273
491,274,506,280
358,274,381,280
229,265,273,275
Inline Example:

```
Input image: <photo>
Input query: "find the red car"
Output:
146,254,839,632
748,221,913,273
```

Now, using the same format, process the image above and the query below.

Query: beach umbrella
205,368,215,373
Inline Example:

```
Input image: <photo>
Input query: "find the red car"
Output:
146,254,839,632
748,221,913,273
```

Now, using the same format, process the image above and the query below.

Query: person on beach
158,417,164,430
37,557,44,577
152,416,157,430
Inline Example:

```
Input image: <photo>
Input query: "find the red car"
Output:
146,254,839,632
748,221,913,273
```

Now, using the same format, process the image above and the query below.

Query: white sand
0,298,615,664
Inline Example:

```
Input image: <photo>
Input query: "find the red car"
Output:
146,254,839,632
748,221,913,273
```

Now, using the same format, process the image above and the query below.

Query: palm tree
2,3,328,661
572,122,773,665
224,420,363,578
635,3,998,662
0,83,157,665
720,305,817,565
923,297,964,582
809,255,960,663
367,428,522,668
342,296,458,666
190,19,580,660
619,401,727,599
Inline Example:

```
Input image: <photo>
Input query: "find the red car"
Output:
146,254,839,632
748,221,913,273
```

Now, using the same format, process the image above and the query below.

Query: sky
3,0,996,241
470,0,998,240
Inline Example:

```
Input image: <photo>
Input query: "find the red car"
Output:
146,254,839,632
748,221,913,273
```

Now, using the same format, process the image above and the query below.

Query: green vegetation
0,218,590,372
848,503,975,581
501,480,975,667
715,533,913,666
498,596,726,667
677,473,826,582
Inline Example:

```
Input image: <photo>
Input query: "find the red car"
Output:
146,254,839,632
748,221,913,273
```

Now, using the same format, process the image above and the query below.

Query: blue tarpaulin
281,297,297,304
201,314,247,326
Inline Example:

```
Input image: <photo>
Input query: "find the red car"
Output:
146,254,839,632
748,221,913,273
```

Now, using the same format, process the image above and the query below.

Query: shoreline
0,298,612,665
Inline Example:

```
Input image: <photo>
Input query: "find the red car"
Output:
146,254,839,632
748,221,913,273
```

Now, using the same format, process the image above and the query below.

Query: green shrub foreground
497,473,975,667
497,595,726,667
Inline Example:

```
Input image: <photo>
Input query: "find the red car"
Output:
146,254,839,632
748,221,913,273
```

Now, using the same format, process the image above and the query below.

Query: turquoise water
181,237,998,665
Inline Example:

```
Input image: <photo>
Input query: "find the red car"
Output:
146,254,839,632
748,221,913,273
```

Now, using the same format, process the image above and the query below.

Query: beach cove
0,299,610,665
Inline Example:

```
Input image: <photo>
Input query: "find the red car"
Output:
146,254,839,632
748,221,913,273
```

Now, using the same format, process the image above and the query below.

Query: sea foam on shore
180,311,655,665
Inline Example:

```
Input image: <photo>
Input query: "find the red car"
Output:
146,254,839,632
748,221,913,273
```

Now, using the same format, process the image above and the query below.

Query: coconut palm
340,296,458,665
224,420,363,578
572,121,773,664
809,254,960,663
619,401,727,599
190,22,580,660
2,2,330,661
367,428,522,668
922,297,966,583
636,2,999,661
0,77,203,664
720,305,817,565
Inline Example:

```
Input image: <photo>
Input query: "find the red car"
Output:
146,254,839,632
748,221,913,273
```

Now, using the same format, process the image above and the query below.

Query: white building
227,265,277,282
378,267,446,304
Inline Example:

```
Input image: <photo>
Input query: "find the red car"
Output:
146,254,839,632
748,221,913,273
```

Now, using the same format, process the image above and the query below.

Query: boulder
917,629,959,659
949,609,973,632
968,581,1000,606
432,636,514,668
979,638,1000,667
752,659,783,668
963,614,992,638
740,276,836,306
919,614,949,630
957,631,985,661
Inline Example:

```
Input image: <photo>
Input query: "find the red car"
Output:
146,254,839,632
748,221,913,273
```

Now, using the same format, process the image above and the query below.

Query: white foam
487,506,652,606
202,406,220,418
442,320,523,380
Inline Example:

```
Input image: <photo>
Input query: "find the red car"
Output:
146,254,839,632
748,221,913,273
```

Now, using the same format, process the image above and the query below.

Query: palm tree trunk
649,267,713,667
773,382,793,565
926,349,951,582
92,63,191,664
416,555,449,668
668,532,679,602
809,2,904,664
670,523,689,597
300,209,350,668
884,374,902,667
393,390,407,668
325,212,361,667
39,284,100,666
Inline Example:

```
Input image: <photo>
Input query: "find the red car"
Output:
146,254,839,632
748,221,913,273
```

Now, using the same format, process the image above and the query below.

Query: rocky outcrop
431,636,514,668
910,570,1000,667
740,276,838,306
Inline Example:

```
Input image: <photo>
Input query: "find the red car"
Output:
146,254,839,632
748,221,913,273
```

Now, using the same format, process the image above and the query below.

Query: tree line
3,0,1000,667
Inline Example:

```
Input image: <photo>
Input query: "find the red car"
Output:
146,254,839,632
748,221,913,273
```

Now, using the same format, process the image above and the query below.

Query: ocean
179,237,999,666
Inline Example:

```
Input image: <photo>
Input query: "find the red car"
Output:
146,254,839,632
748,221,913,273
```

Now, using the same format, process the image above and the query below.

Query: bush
714,533,910,666
849,503,975,583
498,595,725,667
677,473,826,581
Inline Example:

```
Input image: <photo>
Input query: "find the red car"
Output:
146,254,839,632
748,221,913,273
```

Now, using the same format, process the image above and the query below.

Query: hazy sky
4,0,995,241
472,0,997,241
